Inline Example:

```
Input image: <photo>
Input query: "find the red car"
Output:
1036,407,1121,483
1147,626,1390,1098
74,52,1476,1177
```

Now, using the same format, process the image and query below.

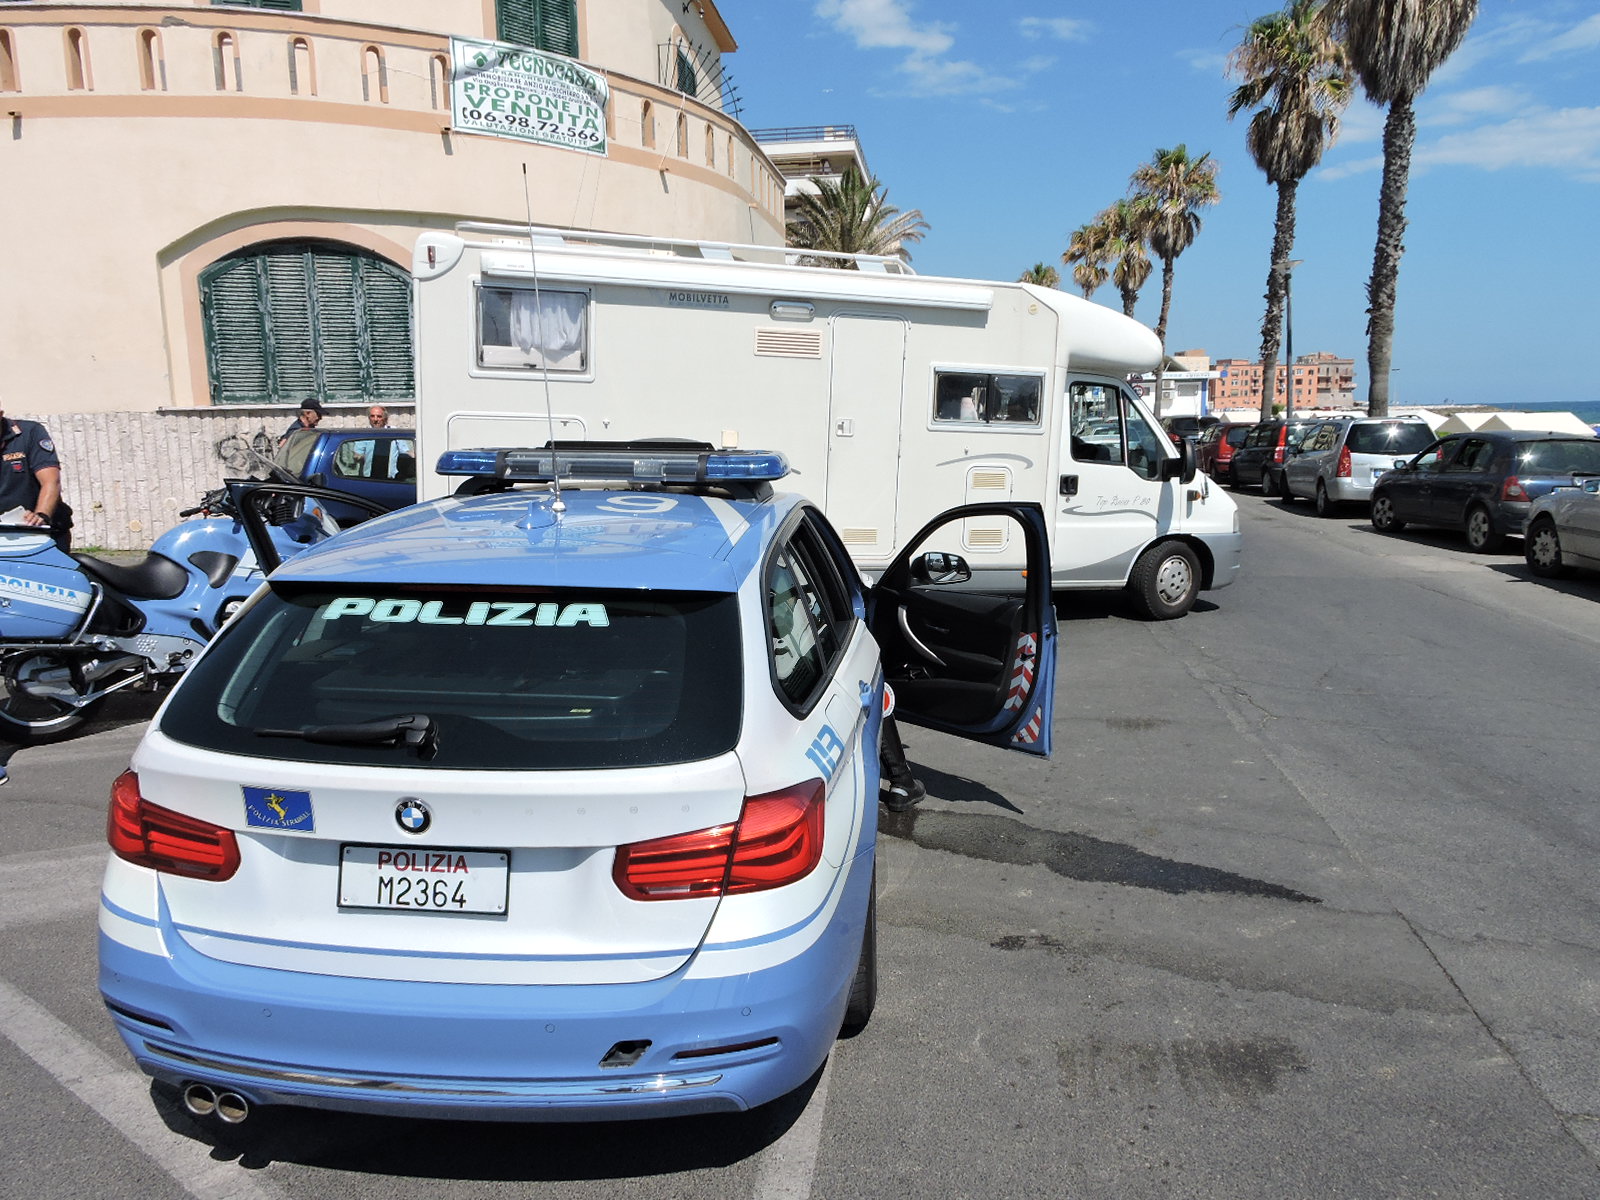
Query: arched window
496,0,579,57
65,27,91,91
361,45,387,103
137,29,165,92
1,30,19,93
640,99,654,149
704,122,714,168
199,241,414,406
289,36,315,96
428,53,449,110
213,32,240,92
726,134,735,178
676,113,687,158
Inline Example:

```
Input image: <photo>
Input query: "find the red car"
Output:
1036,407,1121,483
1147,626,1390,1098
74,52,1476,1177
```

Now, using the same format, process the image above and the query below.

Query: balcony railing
749,124,859,145
656,39,739,116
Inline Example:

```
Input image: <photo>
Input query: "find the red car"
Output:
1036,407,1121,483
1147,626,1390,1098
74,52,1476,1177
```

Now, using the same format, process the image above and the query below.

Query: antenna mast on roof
522,163,564,514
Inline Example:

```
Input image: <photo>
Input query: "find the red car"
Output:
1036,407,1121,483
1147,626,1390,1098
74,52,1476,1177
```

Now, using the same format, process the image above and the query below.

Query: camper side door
1058,380,1176,586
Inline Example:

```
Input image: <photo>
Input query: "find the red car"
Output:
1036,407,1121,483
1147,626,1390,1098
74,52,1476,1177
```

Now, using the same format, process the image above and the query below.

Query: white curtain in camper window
508,290,585,369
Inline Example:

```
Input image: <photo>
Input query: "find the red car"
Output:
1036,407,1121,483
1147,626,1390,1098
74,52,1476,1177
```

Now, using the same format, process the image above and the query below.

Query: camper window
477,286,588,372
932,372,1042,426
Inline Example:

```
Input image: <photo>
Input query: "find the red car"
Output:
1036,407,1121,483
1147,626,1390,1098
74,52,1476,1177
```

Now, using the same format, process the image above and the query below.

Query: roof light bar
436,443,790,485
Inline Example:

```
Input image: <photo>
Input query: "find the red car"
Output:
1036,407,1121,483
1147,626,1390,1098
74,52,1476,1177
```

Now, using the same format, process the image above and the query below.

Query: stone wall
13,407,414,551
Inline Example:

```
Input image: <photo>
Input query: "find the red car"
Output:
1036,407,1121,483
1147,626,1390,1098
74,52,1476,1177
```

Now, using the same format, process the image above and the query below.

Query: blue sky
722,1,1600,409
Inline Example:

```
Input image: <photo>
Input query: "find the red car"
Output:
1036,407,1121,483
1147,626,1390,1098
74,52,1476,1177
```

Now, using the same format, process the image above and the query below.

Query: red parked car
1195,421,1253,479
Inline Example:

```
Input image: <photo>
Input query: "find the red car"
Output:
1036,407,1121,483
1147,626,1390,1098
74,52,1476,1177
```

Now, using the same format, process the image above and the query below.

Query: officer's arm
28,465,61,527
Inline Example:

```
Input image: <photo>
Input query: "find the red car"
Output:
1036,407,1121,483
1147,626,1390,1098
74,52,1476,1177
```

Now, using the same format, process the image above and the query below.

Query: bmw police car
98,444,1056,1122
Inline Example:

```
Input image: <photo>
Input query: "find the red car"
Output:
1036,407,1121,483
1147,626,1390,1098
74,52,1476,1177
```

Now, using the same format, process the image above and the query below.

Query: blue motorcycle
0,480,382,739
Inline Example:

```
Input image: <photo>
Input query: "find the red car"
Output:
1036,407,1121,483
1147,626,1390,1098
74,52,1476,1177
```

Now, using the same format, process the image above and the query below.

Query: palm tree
1062,222,1111,298
1329,0,1478,416
785,167,929,268
1100,198,1155,319
1130,145,1221,415
1019,262,1060,288
1228,0,1352,421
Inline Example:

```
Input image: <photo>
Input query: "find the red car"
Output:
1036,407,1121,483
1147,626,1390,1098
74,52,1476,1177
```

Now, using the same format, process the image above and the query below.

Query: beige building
1,0,781,545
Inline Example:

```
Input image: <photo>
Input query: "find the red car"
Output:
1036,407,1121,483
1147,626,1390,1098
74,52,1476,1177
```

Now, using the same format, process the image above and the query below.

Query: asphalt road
3,486,1598,1199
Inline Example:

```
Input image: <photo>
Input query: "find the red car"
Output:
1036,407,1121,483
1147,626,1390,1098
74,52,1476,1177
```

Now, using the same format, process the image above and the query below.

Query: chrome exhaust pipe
181,1082,217,1117
214,1092,250,1124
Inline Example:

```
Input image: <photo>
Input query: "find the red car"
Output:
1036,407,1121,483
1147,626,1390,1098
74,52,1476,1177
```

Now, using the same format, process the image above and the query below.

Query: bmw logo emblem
395,799,431,834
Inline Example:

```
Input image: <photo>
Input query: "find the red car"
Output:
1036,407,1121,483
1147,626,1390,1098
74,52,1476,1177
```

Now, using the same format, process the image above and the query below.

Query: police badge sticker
243,786,315,831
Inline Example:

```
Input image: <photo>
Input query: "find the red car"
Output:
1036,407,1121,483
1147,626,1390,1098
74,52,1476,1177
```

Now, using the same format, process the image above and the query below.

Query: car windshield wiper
257,713,438,759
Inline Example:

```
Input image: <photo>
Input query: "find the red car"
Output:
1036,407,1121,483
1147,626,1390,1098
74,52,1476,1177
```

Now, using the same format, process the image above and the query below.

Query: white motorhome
411,225,1242,618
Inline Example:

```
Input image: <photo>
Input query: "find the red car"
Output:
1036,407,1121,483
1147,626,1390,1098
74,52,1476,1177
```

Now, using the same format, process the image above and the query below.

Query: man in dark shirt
278,397,325,447
0,404,68,551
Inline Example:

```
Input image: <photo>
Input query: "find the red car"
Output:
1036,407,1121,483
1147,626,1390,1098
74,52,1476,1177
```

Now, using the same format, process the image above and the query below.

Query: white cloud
1419,106,1600,176
1518,13,1600,62
1018,17,1091,42
813,0,1026,97
814,0,954,55
1425,86,1537,127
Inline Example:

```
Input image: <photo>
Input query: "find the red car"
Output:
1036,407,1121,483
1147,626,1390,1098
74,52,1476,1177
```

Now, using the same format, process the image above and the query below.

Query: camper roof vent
754,328,824,359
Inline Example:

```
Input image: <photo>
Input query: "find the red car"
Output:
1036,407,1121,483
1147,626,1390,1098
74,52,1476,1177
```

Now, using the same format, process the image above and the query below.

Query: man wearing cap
0,402,70,551
278,397,325,448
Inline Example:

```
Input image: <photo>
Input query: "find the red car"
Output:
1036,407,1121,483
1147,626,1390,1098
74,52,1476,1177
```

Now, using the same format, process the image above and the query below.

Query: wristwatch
34,511,51,522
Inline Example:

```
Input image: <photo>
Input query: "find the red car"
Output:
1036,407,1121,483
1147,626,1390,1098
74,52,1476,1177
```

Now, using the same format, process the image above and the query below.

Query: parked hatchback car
1161,415,1220,446
1283,416,1436,515
98,444,1059,1123
1227,418,1318,492
1524,477,1600,577
1195,421,1253,478
1370,431,1600,551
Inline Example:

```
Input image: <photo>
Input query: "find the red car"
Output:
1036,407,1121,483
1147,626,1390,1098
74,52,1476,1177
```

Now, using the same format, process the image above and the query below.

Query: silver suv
1283,416,1436,515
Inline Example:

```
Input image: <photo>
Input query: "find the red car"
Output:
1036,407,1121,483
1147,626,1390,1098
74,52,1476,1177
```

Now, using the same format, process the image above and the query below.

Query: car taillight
1336,447,1352,478
107,770,240,881
613,780,826,901
1501,476,1528,501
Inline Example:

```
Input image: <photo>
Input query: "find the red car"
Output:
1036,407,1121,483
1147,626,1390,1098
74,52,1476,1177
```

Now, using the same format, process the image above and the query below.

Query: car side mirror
911,551,971,585
306,471,328,488
1160,438,1198,485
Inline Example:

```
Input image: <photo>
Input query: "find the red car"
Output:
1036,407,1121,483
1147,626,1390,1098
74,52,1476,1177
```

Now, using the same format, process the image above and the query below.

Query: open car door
867,503,1057,757
227,480,388,575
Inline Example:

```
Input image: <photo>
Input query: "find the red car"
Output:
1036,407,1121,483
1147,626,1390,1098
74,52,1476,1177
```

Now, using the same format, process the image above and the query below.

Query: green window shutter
675,47,697,96
200,240,414,406
498,0,579,57
200,258,273,405
362,264,417,398
263,248,318,398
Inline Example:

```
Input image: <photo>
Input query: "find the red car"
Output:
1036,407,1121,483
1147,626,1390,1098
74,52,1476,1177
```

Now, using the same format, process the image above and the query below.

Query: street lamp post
1280,259,1303,422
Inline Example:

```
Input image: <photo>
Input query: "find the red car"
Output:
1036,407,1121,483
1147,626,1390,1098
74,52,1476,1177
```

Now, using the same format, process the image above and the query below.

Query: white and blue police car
98,444,1057,1122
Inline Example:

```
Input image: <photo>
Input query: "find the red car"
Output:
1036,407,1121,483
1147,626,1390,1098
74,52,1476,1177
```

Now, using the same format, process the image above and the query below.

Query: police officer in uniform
0,403,69,552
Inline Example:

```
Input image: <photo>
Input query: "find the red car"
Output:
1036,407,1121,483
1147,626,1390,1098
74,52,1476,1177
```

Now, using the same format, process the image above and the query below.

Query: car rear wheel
1525,518,1567,578
1465,505,1506,553
1315,481,1335,517
1127,539,1201,620
840,865,877,1036
1371,494,1405,533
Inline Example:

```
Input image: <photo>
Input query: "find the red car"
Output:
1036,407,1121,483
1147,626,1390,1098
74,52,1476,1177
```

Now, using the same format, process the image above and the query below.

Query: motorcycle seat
72,552,190,601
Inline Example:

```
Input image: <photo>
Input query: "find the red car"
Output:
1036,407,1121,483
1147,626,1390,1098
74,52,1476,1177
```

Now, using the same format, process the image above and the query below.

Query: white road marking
0,978,284,1200
750,1053,834,1200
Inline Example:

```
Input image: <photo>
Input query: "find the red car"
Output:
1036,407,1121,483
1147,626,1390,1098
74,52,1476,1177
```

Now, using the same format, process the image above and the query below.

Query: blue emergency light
436,443,790,486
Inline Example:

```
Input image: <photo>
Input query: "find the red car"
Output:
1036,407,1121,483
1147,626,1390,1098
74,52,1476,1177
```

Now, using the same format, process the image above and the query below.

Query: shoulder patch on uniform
38,439,54,452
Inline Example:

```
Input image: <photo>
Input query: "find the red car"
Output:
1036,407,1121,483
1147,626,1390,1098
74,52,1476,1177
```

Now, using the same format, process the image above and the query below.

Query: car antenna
522,163,565,515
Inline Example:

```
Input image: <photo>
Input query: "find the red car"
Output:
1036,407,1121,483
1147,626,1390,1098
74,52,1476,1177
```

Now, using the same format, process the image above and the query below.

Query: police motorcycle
0,480,384,739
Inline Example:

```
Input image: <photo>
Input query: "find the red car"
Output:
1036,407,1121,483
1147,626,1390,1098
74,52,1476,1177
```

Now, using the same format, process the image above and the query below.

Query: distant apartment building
1214,352,1357,410
748,123,870,228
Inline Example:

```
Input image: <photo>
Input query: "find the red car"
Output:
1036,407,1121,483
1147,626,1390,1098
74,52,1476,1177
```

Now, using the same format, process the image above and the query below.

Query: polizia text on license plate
339,846,509,914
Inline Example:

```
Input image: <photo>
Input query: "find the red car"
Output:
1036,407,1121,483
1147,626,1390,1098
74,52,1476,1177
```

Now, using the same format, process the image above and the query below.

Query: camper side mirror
911,551,972,586
1160,438,1198,485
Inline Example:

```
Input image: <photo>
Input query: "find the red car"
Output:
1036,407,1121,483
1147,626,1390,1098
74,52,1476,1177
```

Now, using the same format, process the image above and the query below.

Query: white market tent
1434,411,1501,434
1477,411,1597,435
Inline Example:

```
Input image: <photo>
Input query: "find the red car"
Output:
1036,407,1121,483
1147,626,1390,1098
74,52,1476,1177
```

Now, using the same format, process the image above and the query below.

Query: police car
98,444,1057,1122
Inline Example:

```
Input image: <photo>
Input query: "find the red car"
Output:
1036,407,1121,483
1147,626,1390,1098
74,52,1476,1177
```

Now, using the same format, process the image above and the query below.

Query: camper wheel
1127,540,1200,621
